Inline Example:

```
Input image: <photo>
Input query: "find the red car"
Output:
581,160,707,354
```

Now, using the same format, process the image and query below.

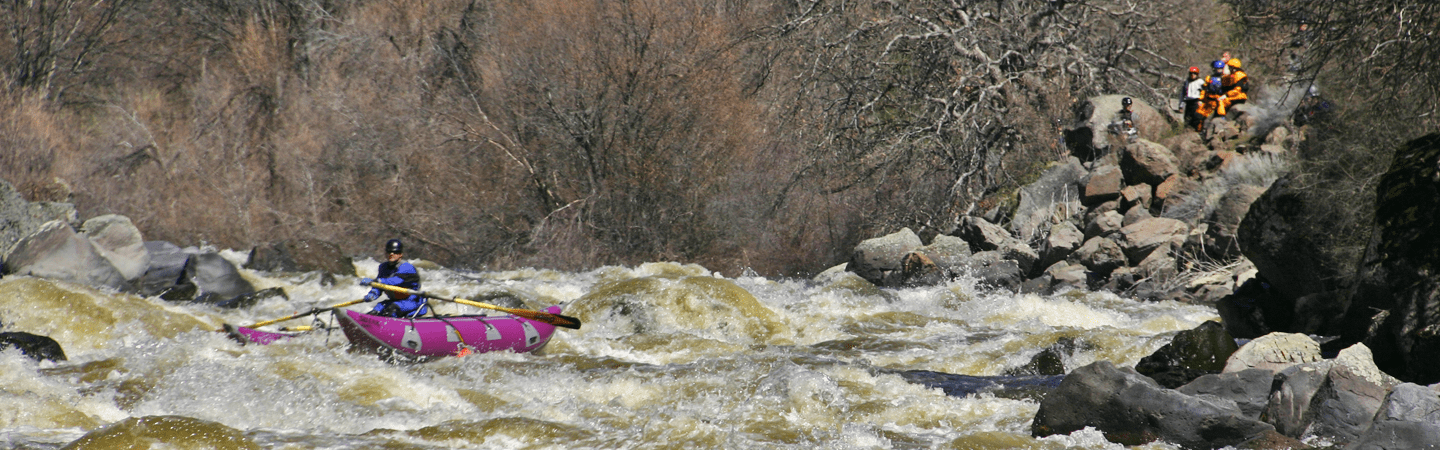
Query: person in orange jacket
1221,58,1249,118
1197,60,1227,120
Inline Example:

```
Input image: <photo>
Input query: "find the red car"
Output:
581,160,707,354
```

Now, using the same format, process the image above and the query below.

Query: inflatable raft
225,306,563,361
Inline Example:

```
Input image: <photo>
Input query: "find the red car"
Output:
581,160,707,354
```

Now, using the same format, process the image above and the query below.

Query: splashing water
0,259,1215,448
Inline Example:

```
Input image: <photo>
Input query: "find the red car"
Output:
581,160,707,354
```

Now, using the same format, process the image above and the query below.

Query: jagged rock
1263,360,1336,437
958,216,1012,252
1158,175,1200,213
0,180,78,261
1032,361,1274,448
2,220,129,290
1205,184,1267,261
184,252,257,304
1136,243,1178,281
848,228,923,285
1349,383,1440,450
1121,139,1179,186
1207,118,1241,148
136,241,193,297
80,214,149,281
1039,222,1084,269
1162,133,1209,175
1011,158,1086,242
1304,344,1401,444
1122,203,1153,227
216,286,288,309
917,234,972,269
1085,210,1124,240
1083,164,1124,206
954,251,1023,292
1070,236,1126,276
1224,332,1323,373
1120,183,1152,211
1135,320,1239,388
1237,174,1350,305
1115,218,1189,264
998,240,1040,276
1358,133,1440,383
245,239,353,276
0,331,66,362
1045,261,1087,292
1177,369,1274,419
1216,277,1284,339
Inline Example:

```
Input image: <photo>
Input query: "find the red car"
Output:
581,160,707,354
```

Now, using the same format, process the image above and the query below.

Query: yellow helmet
1228,58,1242,69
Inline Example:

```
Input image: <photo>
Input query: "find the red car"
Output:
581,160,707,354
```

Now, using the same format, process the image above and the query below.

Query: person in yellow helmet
1221,58,1249,118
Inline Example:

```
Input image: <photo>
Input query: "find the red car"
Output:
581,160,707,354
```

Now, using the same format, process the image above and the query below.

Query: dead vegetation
1,0,1237,275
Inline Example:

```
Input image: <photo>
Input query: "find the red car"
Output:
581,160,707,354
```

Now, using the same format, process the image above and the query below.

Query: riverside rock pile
841,95,1290,305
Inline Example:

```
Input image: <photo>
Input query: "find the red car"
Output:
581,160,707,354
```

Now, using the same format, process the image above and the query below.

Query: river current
1,251,1218,449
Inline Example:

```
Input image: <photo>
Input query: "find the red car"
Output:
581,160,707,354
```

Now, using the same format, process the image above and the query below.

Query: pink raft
225,306,563,361
335,307,561,360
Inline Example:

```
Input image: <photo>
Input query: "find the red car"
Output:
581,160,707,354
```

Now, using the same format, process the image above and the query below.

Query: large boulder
1120,139,1179,186
1304,344,1401,444
1359,133,1440,383
1236,174,1355,333
1066,95,1174,161
184,252,257,304
1039,221,1084,269
1263,360,1336,437
136,241,193,297
848,228,923,285
1011,158,1086,242
0,331,67,362
917,234,972,270
1115,218,1189,264
80,214,149,281
1224,332,1323,373
2,220,129,290
1176,369,1274,420
1204,184,1267,261
1134,320,1240,388
1070,236,1126,276
245,239,353,276
1349,383,1440,450
1032,361,1273,448
0,180,78,261
1083,164,1124,206
953,251,1024,292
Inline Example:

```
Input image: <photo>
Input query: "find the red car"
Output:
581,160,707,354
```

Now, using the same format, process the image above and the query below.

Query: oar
241,298,368,329
367,282,582,329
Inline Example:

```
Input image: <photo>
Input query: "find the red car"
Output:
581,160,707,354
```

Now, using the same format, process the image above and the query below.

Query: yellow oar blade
242,298,366,329
368,282,582,330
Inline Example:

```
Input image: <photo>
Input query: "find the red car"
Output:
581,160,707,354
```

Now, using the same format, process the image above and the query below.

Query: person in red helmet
1180,66,1205,131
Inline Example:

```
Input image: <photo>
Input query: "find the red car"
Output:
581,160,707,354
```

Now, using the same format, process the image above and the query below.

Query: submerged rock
0,331,66,362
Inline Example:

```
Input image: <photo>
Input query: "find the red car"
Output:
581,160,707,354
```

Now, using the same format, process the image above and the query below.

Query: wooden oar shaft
244,298,366,328
368,282,581,329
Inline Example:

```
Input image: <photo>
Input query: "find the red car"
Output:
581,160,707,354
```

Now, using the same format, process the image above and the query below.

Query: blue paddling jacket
365,260,428,318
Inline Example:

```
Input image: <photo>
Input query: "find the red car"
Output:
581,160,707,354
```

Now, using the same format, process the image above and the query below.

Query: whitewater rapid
1,252,1217,449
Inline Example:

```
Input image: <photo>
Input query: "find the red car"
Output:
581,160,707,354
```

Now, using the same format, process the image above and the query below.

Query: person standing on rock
1180,66,1205,132
1197,60,1227,120
358,239,429,318
1221,58,1249,119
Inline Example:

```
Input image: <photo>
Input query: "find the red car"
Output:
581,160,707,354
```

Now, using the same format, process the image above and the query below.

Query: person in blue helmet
358,239,429,318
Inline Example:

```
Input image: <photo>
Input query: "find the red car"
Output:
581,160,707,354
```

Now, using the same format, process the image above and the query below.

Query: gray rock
80,214,149,281
1121,139,1179,186
1039,222,1084,269
245,239,354,276
136,241,193,296
1177,369,1274,420
1205,184,1267,260
185,252,257,304
848,228,923,285
0,180,78,261
0,331,66,362
917,234,972,269
1136,321,1239,387
1122,203,1153,227
2,221,128,290
954,251,1023,292
958,217,1015,252
1085,210,1124,240
1224,332,1323,373
1115,218,1189,265
1349,383,1440,450
1264,360,1336,437
1032,361,1273,448
1307,344,1401,444
1045,261,1088,292
1067,95,1174,161
1011,158,1086,242
1071,236,1126,276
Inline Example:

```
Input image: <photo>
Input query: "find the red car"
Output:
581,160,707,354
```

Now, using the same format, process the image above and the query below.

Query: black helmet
1121,97,1133,106
385,239,404,254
